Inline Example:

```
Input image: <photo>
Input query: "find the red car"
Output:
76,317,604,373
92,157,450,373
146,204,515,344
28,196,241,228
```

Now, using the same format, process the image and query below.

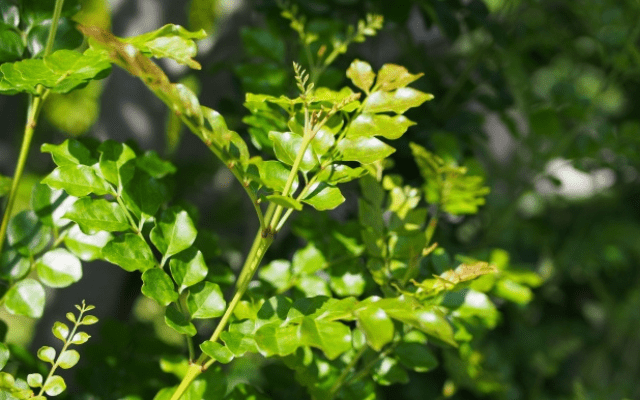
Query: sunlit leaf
170,248,208,292
302,182,344,211
337,136,395,164
42,165,112,197
347,59,375,93
36,249,82,288
187,281,226,319
5,279,45,318
64,197,129,234
102,233,156,272
150,207,197,259
363,88,433,114
141,269,179,306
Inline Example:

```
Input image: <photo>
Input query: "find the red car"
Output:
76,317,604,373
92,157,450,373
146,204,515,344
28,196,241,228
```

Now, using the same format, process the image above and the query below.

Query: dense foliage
0,0,639,399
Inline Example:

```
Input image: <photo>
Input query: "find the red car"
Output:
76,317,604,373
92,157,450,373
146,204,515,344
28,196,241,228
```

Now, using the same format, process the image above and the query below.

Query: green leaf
375,64,424,92
41,140,95,167
220,331,257,357
200,341,234,364
69,332,90,345
254,324,300,357
302,182,345,211
372,357,408,386
97,140,136,187
254,160,298,193
165,305,197,336
121,169,167,220
299,317,351,360
292,243,326,275
150,207,198,259
187,281,226,319
6,210,51,256
0,26,24,63
316,164,367,185
135,151,177,178
0,48,111,95
5,278,45,318
102,233,156,272
27,373,43,388
37,346,56,364
337,136,395,164
64,198,130,234
0,174,11,198
42,165,112,197
79,315,98,325
258,260,292,291
169,248,208,292
493,279,533,305
295,275,331,297
57,350,79,369
0,249,30,280
265,194,303,210
52,321,69,342
200,106,251,167
36,249,82,288
0,343,9,371
394,342,438,372
346,114,415,140
63,225,113,261
240,27,285,63
356,307,394,351
347,59,375,93
31,183,76,228
43,375,66,396
363,88,433,114
141,269,179,306
268,131,319,172
121,24,207,69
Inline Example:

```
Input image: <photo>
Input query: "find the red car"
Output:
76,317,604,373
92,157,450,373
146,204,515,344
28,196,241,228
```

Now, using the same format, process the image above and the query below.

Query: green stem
0,0,65,257
329,346,368,398
168,231,273,400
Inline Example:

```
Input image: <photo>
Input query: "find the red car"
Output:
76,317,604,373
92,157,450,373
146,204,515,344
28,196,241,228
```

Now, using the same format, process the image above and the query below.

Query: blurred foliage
1,0,639,399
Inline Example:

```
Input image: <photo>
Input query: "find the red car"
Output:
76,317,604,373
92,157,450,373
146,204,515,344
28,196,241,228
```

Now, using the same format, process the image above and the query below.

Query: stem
329,346,368,398
169,231,273,400
0,0,65,256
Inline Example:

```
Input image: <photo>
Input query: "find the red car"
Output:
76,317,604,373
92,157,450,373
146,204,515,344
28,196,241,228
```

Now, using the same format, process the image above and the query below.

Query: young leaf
36,249,83,288
57,350,80,369
141,269,179,306
102,234,156,272
27,373,43,388
363,88,434,114
0,48,111,95
301,182,345,211
79,315,99,325
268,131,319,172
64,197,130,234
164,304,197,336
43,375,66,396
375,64,424,92
337,136,395,164
41,140,96,167
200,341,234,364
186,281,226,319
37,346,56,364
120,24,207,69
42,165,112,197
52,321,69,342
169,248,208,292
63,225,113,261
346,114,415,140
5,279,45,318
347,59,375,93
150,207,197,259
69,332,90,345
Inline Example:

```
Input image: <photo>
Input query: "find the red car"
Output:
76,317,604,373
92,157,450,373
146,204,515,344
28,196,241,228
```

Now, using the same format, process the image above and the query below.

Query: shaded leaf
269,131,318,172
187,281,225,319
265,194,303,210
165,304,197,336
97,140,136,187
200,341,234,364
102,233,156,272
6,210,51,256
141,269,179,306
170,248,208,292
